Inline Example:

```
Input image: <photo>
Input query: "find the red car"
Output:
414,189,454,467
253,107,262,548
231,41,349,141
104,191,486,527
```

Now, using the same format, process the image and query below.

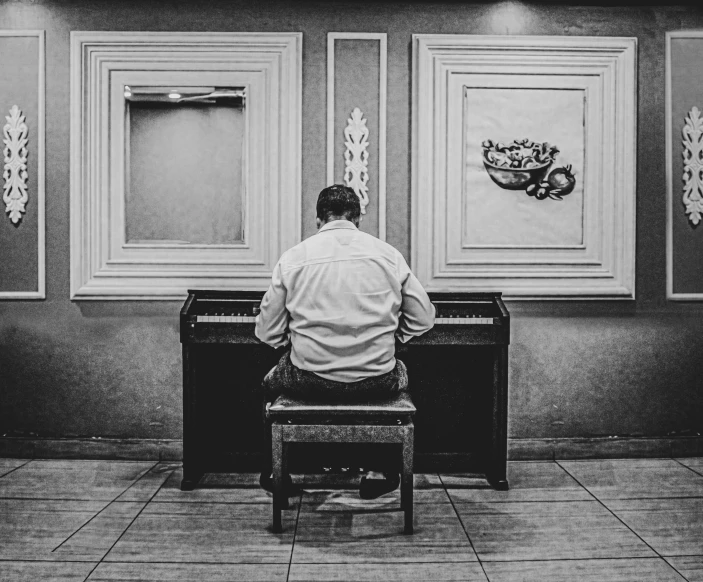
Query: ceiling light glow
487,1,533,34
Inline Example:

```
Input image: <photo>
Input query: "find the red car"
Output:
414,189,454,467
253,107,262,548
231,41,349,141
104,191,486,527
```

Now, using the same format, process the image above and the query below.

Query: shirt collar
318,219,358,233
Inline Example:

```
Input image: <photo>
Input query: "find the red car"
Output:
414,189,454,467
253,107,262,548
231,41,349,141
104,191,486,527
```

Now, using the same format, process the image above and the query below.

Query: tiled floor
0,458,701,581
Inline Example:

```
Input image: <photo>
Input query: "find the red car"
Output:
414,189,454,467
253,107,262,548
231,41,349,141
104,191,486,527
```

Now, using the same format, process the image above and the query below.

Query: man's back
255,220,435,382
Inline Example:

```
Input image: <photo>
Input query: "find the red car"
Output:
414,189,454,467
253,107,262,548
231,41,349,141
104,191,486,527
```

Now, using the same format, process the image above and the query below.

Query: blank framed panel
412,35,637,299
70,32,302,300
0,30,45,299
126,100,246,246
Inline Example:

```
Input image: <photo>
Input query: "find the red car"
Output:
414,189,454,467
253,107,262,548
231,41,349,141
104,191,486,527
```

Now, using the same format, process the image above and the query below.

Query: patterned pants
262,352,408,403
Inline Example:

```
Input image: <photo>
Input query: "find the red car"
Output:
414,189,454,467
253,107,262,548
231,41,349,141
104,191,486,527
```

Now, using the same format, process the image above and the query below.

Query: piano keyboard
195,315,495,325
435,317,495,325
196,315,256,323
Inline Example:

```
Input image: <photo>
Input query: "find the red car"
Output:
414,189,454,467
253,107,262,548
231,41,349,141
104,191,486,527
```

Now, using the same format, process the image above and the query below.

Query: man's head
316,184,362,229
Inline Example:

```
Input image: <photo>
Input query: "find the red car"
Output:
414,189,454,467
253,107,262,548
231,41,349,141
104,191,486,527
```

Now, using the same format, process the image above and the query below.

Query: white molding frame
666,31,703,301
70,32,302,300
412,34,637,299
327,32,387,240
0,30,45,300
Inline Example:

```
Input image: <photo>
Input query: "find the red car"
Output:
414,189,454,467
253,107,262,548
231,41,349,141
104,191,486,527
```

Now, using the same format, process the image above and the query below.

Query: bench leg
272,424,284,533
401,424,414,534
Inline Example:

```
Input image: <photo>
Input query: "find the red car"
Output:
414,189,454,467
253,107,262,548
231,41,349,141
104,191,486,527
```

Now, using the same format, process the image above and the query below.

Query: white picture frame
412,35,637,299
70,32,302,300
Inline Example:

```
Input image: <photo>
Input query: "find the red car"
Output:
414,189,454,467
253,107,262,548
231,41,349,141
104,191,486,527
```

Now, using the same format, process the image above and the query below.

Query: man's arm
255,260,290,348
396,260,435,344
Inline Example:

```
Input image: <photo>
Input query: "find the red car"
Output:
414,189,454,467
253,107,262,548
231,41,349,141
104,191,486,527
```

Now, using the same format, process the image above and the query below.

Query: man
255,184,435,498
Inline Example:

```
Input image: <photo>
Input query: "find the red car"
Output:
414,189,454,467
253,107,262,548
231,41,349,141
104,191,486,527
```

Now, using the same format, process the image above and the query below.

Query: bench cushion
268,392,416,417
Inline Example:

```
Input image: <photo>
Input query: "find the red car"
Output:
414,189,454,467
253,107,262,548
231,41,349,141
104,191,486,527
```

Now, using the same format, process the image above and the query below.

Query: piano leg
181,344,204,491
488,345,509,490
181,470,205,491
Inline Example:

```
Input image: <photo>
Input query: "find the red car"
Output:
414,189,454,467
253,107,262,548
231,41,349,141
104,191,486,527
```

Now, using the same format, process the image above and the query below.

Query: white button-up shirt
255,220,435,382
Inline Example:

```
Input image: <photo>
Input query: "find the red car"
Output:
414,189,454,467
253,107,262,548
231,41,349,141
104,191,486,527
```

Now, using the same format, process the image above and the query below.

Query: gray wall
0,1,701,445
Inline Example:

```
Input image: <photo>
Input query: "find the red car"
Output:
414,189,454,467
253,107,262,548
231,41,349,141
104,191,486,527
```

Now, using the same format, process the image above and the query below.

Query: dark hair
316,184,361,223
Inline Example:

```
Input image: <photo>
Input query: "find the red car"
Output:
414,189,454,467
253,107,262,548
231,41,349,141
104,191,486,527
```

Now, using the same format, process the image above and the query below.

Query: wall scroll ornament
682,106,703,226
3,105,29,225
343,107,369,214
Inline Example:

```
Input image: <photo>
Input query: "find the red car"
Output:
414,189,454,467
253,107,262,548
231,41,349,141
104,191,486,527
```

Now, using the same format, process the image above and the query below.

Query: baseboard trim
0,437,182,461
509,436,703,460
0,436,700,462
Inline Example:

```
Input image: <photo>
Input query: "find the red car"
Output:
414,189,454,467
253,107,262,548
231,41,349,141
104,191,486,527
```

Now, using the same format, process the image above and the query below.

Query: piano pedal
322,466,364,474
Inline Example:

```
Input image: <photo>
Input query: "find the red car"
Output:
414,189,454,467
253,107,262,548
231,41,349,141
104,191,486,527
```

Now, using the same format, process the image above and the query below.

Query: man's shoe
359,473,400,500
259,473,302,497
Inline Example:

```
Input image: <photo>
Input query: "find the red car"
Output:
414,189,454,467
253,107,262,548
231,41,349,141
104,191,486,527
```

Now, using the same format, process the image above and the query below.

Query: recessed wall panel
462,87,585,248
667,32,703,299
327,33,386,240
127,103,245,245
0,31,44,298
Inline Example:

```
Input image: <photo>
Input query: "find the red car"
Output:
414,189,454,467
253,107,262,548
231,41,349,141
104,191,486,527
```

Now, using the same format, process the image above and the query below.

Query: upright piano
180,289,510,490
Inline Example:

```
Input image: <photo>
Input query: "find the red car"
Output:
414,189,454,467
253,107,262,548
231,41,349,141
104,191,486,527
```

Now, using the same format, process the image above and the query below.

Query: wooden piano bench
266,392,416,534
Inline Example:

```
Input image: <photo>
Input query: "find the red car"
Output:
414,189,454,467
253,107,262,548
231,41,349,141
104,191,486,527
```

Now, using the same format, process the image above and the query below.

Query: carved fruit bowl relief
482,138,576,201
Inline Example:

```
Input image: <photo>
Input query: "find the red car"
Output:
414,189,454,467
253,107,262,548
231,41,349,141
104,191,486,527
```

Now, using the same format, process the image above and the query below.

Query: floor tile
115,463,179,502
0,458,28,478
104,502,295,563
300,473,446,505
414,473,445,488
288,562,488,581
141,499,299,520
0,460,154,500
87,562,290,581
665,556,703,582
299,498,456,517
454,500,656,561
302,472,443,490
0,456,699,580
198,471,263,487
302,487,450,505
293,504,476,563
153,469,277,504
559,459,703,499
484,557,686,581
54,501,146,559
678,457,703,475
443,462,591,502
0,498,105,560
606,498,703,556
0,561,97,581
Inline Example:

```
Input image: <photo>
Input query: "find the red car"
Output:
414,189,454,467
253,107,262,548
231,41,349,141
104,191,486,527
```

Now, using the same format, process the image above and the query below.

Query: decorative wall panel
70,32,302,299
327,33,386,240
0,31,45,299
4,105,29,225
412,35,637,299
667,32,703,300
